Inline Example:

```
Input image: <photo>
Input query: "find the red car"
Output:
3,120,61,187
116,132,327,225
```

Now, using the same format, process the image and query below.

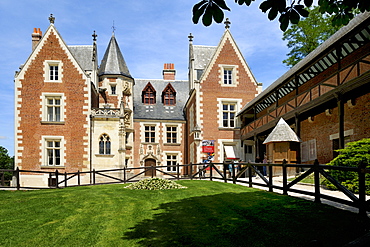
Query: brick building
238,12,370,164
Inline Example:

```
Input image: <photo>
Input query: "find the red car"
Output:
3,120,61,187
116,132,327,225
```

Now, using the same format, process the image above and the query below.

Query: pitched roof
133,79,189,121
98,34,132,78
263,118,302,144
68,45,93,71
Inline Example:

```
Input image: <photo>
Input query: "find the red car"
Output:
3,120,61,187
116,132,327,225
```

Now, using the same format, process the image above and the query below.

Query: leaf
289,8,300,24
202,5,214,26
236,0,254,6
260,0,272,13
192,1,208,24
304,0,313,7
279,13,290,31
212,4,225,23
214,0,231,11
294,5,309,18
268,7,279,20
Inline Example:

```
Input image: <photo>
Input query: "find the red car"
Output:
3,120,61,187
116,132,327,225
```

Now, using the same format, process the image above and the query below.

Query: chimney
163,63,176,80
32,28,42,51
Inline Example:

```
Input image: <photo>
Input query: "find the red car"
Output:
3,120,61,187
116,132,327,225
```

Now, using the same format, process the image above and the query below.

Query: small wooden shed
263,118,301,176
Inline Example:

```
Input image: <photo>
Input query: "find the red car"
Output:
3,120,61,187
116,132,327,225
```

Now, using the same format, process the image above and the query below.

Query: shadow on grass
122,190,366,247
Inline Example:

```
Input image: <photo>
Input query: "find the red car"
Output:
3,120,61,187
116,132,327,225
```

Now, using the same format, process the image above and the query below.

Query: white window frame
41,93,65,123
166,153,178,172
44,60,63,83
41,136,65,167
219,65,238,87
144,125,156,143
217,99,242,129
166,125,178,144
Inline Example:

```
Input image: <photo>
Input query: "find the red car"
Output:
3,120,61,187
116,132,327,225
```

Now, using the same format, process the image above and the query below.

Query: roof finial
92,30,98,42
188,33,193,42
112,20,116,34
49,14,55,24
224,18,230,29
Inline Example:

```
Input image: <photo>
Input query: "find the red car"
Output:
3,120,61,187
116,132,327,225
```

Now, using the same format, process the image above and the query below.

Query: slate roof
133,79,189,121
68,45,94,71
263,118,302,144
98,34,132,78
193,45,216,80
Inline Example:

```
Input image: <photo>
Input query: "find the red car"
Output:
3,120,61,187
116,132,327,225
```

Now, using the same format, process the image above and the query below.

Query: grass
0,180,367,247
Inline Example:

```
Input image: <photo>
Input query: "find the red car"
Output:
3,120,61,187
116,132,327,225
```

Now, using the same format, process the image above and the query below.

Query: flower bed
124,178,187,190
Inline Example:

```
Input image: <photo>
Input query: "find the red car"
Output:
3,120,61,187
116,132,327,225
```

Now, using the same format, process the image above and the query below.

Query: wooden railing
1,160,369,218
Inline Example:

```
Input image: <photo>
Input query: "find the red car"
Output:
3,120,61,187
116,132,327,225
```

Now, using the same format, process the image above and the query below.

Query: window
111,85,116,95
222,103,236,128
49,65,59,81
224,69,232,85
166,126,177,143
162,83,176,105
145,126,155,143
46,139,61,166
99,134,111,155
44,60,63,82
166,154,177,172
142,82,156,104
46,97,61,122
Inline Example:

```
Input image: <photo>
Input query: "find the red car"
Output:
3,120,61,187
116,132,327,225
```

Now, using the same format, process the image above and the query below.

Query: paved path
231,176,370,217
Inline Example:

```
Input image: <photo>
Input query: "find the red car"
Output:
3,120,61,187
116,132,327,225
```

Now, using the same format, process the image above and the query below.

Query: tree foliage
0,146,14,182
282,6,341,67
322,138,370,194
192,0,370,31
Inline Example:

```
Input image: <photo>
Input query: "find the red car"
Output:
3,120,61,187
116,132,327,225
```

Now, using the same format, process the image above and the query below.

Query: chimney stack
163,63,176,80
32,28,42,51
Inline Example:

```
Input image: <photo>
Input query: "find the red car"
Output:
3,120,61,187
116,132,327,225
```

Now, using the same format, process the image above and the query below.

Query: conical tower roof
98,34,132,78
263,118,302,144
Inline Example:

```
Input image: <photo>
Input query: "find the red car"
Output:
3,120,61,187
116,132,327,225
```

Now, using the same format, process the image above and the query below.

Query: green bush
322,138,370,194
125,178,187,190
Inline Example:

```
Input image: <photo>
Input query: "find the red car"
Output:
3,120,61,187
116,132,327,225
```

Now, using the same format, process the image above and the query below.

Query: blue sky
0,0,291,156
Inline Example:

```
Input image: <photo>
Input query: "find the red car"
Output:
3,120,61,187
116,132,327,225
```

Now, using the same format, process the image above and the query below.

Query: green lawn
0,180,366,246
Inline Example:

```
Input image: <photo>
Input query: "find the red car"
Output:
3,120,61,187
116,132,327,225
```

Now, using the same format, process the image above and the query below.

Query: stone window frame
218,64,239,87
44,60,63,83
217,98,242,129
40,93,65,124
41,136,65,168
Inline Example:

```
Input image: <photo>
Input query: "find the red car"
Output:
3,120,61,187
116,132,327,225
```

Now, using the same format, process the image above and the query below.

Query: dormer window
162,83,176,106
142,82,156,104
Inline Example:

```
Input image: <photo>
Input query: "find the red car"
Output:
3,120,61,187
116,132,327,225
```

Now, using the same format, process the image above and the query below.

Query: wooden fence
1,160,369,218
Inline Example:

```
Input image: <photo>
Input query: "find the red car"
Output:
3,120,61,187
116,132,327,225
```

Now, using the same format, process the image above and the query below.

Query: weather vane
112,20,116,33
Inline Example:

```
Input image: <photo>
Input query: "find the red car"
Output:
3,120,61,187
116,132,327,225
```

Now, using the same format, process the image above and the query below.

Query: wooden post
232,162,236,184
151,165,154,178
248,163,253,188
177,163,180,180
210,163,213,181
358,162,367,218
190,163,193,180
64,172,67,188
16,167,20,190
78,170,80,185
55,170,59,189
223,163,227,183
93,169,96,185
269,164,273,192
123,166,126,184
283,159,288,195
314,159,321,203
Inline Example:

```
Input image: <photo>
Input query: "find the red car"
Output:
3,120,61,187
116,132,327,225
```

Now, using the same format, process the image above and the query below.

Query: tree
192,0,370,31
0,146,14,183
282,6,341,67
322,138,370,195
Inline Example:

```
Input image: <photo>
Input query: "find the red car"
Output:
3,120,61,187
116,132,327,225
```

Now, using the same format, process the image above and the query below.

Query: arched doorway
144,158,156,176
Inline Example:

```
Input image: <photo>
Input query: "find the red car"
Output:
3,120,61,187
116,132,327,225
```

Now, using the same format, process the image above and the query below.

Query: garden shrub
125,178,187,190
322,138,370,194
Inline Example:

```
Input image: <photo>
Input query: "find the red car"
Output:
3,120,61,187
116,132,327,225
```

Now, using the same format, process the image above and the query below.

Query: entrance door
144,159,156,176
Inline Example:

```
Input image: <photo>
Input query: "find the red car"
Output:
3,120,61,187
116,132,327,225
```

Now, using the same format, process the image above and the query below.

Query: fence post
64,172,67,188
177,163,180,180
190,163,193,180
151,165,154,178
232,162,236,184
55,170,59,189
248,163,253,188
93,169,96,184
283,159,288,195
16,167,20,190
268,163,273,192
314,159,321,203
223,163,227,183
358,161,367,218
210,163,213,181
78,170,80,186
123,166,126,184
